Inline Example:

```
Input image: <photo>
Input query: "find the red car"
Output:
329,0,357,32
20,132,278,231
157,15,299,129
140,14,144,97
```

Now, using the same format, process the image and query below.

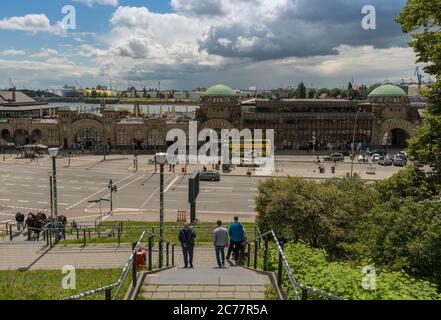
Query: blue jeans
182,245,194,267
215,246,225,267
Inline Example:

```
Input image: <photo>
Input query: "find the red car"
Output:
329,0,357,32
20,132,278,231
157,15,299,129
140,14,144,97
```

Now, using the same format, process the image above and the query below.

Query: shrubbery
266,242,441,300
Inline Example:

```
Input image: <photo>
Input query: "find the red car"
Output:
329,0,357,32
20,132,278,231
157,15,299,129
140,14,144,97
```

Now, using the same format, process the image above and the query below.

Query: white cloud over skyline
0,0,420,90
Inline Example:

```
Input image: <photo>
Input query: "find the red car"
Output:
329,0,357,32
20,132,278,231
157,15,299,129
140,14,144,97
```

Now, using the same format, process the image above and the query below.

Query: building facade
0,84,422,152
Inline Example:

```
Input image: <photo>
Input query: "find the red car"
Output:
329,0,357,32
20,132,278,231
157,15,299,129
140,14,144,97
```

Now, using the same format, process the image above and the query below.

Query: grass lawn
61,221,257,245
0,269,130,300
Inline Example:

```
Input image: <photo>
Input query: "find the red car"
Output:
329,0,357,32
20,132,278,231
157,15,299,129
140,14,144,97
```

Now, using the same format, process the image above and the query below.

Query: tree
396,1,441,173
307,89,316,99
256,177,378,257
330,88,343,98
297,82,307,98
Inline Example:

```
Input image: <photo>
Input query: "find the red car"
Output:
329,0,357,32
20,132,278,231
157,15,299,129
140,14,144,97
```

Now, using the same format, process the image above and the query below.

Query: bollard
254,240,258,270
148,236,153,271
83,229,86,246
246,243,251,267
117,227,121,245
277,247,283,286
263,240,269,271
76,228,79,240
172,244,175,266
9,225,13,241
132,243,137,288
166,243,170,267
301,288,308,301
5,222,8,235
88,229,91,239
105,288,112,300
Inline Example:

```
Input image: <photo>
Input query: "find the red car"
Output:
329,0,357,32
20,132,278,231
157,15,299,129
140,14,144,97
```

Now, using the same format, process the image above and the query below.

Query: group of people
178,216,246,269
15,211,67,241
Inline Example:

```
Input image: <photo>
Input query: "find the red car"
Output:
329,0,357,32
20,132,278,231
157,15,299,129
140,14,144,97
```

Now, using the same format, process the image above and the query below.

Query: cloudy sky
0,0,419,90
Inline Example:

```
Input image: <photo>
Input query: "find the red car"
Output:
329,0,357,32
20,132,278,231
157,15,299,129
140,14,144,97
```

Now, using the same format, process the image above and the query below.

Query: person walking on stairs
178,222,196,268
226,216,245,264
212,220,229,268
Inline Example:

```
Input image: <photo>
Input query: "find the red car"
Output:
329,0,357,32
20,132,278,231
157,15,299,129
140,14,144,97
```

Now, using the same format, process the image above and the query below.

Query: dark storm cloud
171,0,226,16
199,0,408,60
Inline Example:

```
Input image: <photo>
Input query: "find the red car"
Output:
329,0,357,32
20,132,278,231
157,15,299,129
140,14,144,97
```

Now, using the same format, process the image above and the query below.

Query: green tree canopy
397,0,441,172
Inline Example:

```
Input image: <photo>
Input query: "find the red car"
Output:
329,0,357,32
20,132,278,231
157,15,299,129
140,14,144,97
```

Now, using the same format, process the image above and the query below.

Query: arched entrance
74,127,102,150
14,129,30,145
382,128,411,148
1,129,11,142
31,129,43,144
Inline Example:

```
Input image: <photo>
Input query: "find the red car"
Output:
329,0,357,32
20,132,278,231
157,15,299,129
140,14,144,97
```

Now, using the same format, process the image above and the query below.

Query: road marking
18,200,29,203
249,188,258,191
86,174,148,209
203,187,233,190
198,200,219,204
37,185,48,188
37,201,48,204
20,184,31,187
0,199,10,201
25,192,44,195
5,183,15,186
66,173,135,210
164,176,180,193
140,174,176,209
72,187,82,190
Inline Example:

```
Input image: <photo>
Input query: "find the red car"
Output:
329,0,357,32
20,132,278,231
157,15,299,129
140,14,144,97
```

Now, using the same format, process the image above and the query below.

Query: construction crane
414,66,424,89
9,77,15,89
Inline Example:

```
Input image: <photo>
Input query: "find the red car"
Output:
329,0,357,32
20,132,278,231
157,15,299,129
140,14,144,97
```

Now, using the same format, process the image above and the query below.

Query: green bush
267,242,441,300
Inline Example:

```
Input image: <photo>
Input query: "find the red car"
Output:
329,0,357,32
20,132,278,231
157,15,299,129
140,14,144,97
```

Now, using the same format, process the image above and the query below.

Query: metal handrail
257,226,346,301
64,229,176,300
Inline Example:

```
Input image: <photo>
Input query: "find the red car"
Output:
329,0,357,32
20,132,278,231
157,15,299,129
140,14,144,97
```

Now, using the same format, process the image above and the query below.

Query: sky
0,0,421,90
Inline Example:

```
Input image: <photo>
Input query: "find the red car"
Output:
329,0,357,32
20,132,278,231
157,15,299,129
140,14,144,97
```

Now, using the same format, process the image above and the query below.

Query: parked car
368,149,387,156
357,154,368,162
378,157,393,166
393,158,407,167
199,170,221,181
323,153,345,162
372,153,381,162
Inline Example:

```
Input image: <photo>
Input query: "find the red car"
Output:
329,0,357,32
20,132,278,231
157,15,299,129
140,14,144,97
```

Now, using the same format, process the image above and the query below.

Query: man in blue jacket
178,222,196,268
226,217,245,262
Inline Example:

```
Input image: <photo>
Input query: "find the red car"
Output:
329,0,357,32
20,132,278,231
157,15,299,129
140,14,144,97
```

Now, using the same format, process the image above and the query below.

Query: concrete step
141,284,267,300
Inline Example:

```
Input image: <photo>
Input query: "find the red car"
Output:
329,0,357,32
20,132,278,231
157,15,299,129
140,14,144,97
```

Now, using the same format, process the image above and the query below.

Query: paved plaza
0,154,406,227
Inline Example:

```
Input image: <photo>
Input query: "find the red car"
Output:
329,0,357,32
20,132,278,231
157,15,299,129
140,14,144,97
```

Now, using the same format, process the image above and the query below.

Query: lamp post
350,108,362,178
48,148,59,219
155,152,167,268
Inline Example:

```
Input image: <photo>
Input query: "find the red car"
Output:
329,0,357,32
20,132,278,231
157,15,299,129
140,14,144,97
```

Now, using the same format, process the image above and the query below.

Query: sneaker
189,265,194,269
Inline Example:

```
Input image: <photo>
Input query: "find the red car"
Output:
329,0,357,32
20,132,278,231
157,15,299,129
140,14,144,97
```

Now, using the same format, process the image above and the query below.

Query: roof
369,85,407,97
203,84,236,97
0,91,36,104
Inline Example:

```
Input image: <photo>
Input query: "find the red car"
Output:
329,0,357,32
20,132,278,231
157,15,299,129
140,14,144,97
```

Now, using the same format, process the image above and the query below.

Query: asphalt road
0,157,263,224
0,153,406,225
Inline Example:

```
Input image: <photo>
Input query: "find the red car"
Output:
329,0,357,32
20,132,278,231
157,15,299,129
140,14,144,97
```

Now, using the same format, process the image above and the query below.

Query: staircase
138,245,272,300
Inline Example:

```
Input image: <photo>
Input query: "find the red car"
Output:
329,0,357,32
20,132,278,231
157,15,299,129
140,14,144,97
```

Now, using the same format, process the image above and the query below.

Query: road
0,156,263,224
0,153,407,225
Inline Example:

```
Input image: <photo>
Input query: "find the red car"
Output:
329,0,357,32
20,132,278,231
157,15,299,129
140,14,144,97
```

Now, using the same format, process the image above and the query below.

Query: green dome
203,84,236,97
369,85,407,97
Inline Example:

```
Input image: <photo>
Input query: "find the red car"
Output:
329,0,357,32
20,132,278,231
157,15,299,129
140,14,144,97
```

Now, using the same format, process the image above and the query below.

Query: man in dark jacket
178,222,196,268
15,212,25,231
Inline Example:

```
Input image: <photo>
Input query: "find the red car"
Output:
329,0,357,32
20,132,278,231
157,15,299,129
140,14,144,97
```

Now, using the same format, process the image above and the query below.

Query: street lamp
48,148,59,219
350,108,362,178
156,152,167,268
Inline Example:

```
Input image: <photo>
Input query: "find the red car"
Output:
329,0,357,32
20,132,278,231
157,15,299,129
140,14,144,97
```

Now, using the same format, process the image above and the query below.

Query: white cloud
74,0,118,7
0,14,66,35
31,48,59,58
0,49,25,56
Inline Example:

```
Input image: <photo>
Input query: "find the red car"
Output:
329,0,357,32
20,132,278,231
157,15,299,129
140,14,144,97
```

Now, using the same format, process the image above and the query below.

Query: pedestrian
24,212,35,240
226,217,245,263
15,212,24,231
178,222,196,268
212,220,229,268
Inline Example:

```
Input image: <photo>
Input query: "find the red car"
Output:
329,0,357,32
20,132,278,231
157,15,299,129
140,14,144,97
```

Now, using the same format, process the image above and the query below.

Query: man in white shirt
212,220,229,268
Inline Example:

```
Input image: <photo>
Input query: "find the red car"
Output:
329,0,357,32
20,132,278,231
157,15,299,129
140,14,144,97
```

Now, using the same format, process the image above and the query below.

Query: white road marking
0,199,10,201
5,183,15,186
140,174,176,209
164,176,180,193
203,187,233,190
18,200,29,203
25,192,44,196
66,173,135,210
37,201,48,204
198,201,219,204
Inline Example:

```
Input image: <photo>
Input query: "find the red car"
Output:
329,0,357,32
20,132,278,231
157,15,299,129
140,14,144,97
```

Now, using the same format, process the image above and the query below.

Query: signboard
188,171,200,203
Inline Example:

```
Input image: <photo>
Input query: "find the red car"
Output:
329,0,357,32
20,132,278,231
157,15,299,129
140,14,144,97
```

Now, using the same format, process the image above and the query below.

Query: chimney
12,86,16,102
